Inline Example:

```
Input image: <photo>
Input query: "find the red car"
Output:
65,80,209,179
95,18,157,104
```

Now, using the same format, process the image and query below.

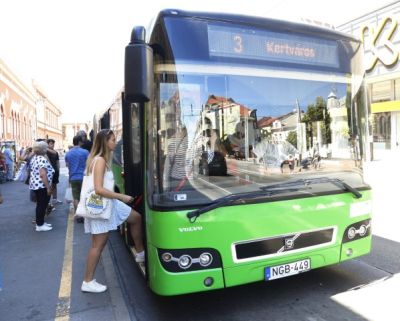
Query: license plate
265,258,311,281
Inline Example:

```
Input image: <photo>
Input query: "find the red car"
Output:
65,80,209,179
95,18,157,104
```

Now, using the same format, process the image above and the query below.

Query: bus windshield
149,18,368,208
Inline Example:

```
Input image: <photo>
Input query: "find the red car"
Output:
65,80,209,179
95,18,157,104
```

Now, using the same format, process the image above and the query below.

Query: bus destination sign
208,24,339,68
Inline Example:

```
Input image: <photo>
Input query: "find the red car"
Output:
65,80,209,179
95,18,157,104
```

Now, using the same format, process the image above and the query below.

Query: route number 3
234,35,243,53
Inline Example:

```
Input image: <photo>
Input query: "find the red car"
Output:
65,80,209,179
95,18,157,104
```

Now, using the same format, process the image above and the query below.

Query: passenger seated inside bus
197,129,228,176
164,126,189,190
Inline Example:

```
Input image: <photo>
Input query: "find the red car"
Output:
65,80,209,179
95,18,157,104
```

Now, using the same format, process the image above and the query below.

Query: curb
102,243,135,321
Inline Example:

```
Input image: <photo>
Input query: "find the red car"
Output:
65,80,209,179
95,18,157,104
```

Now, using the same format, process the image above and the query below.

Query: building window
394,79,400,100
12,111,15,138
373,112,391,143
17,113,20,139
23,117,27,141
371,80,391,103
0,105,4,138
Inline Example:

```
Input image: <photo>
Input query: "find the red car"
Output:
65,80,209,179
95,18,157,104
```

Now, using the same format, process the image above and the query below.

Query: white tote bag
75,158,114,220
64,186,73,203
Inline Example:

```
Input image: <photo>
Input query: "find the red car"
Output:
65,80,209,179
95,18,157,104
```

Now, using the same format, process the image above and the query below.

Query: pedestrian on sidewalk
20,147,33,185
29,141,55,232
77,130,93,152
65,135,89,222
47,139,62,205
81,129,144,293
0,151,7,183
3,144,14,182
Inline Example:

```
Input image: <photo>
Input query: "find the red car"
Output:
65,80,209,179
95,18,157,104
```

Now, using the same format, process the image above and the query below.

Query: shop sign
361,16,399,72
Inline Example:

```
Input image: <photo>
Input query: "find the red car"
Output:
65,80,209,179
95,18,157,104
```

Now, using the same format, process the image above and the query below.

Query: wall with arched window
374,112,391,143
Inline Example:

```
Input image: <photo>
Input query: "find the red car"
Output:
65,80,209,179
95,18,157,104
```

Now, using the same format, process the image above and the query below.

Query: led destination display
208,24,340,68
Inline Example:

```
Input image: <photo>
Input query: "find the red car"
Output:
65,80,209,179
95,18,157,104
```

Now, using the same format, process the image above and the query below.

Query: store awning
371,100,400,113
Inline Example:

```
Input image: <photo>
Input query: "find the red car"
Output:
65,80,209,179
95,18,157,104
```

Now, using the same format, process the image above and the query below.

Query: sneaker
53,199,63,205
81,279,107,293
135,251,145,263
36,224,53,232
32,220,51,227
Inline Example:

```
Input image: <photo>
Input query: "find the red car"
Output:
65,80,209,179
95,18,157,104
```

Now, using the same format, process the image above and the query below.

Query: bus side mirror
124,26,153,102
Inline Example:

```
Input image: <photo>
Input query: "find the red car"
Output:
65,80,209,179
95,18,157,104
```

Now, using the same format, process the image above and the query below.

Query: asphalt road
112,155,400,321
110,226,399,321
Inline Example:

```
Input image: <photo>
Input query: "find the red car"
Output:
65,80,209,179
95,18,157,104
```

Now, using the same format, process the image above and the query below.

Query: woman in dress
81,129,144,293
29,141,55,232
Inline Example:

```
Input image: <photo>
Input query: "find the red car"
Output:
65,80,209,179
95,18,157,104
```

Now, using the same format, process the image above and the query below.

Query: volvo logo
278,233,301,253
284,238,295,250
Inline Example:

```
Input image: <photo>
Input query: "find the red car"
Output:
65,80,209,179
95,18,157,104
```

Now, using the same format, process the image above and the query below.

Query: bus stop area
0,164,134,321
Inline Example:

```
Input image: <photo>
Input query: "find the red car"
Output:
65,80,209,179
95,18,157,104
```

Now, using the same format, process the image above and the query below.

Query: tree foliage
286,131,297,149
301,96,331,149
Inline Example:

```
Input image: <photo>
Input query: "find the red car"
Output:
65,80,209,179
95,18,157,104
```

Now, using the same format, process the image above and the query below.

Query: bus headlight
161,252,173,262
358,225,367,236
347,227,356,240
157,248,221,272
343,219,371,243
199,253,213,267
178,255,192,269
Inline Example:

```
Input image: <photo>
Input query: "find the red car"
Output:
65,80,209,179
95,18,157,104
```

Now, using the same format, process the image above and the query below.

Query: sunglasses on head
100,129,113,135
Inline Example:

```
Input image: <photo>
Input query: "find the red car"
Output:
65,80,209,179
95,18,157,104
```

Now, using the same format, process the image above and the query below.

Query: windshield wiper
260,177,362,199
187,177,361,222
186,187,307,222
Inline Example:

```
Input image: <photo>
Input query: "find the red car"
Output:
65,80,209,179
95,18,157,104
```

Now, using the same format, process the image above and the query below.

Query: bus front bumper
148,236,371,295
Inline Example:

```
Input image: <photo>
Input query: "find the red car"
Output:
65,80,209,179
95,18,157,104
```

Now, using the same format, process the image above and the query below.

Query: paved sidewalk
364,154,400,243
0,168,130,321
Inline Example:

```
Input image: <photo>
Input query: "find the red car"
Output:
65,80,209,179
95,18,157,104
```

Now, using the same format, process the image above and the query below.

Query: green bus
99,9,373,296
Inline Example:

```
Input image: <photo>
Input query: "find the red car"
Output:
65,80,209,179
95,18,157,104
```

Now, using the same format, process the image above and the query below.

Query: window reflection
155,69,364,200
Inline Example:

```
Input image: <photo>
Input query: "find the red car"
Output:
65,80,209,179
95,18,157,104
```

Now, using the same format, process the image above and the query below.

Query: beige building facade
1,58,63,151
33,82,63,150
0,58,37,149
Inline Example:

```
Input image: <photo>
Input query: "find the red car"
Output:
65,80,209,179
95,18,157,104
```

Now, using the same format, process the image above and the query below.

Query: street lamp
295,99,304,160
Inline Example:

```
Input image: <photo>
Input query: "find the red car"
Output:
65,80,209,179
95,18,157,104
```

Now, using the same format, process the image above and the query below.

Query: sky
0,0,395,123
